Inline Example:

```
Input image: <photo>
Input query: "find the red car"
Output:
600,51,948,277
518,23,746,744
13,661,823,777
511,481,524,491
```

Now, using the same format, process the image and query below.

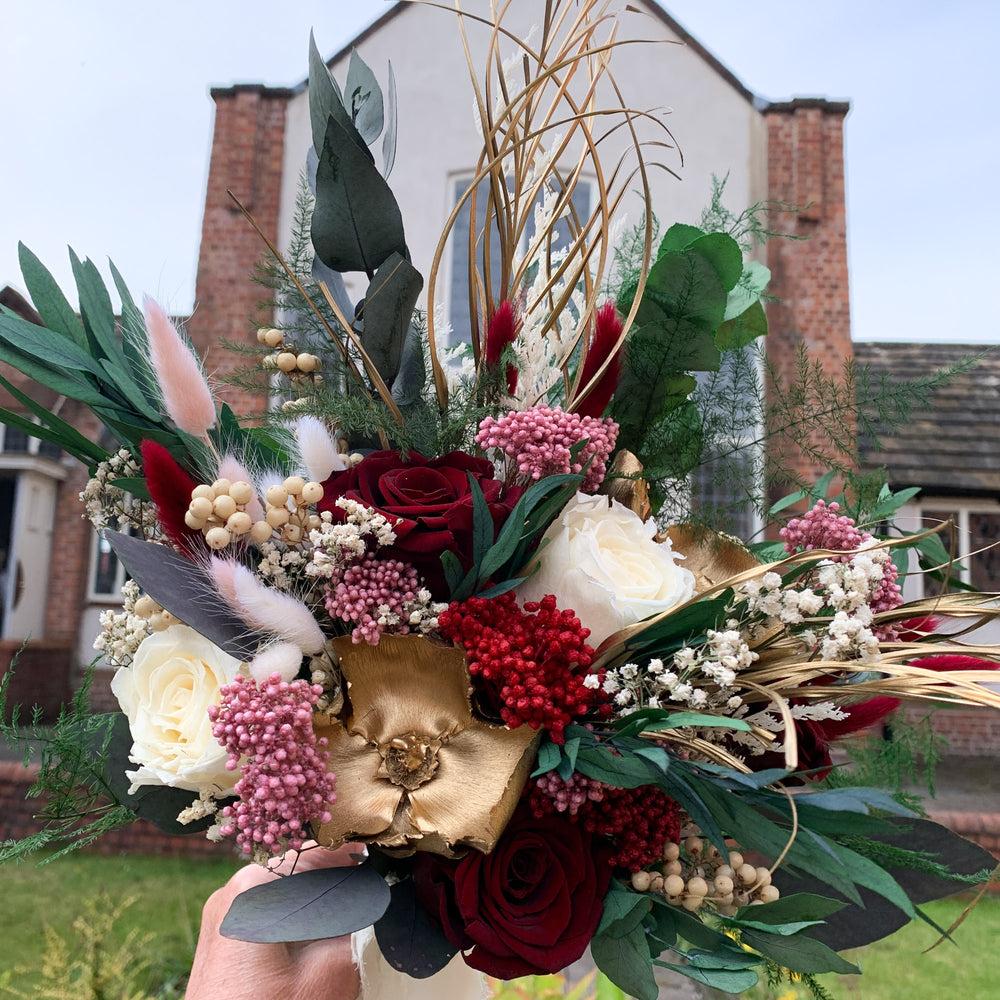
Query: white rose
110,624,242,794
516,492,695,648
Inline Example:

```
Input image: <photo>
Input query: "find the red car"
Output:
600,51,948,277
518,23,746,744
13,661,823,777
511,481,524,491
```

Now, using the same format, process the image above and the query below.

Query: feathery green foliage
0,665,135,863
818,711,945,813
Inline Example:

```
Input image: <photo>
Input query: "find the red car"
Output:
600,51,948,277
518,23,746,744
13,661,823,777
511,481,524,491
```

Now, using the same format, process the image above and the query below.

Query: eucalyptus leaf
311,254,356,324
591,923,657,1000
775,817,999,951
0,372,105,462
596,885,651,938
374,877,458,977
0,404,96,465
471,576,525,599
795,785,915,817
769,488,810,515
439,548,465,595
740,927,859,975
345,48,384,144
728,918,825,937
312,115,406,275
687,233,744,291
716,298,768,351
650,898,733,953
390,322,427,407
360,252,423,385
99,358,162,423
732,893,847,927
110,262,162,414
0,308,105,376
104,531,266,660
657,223,705,255
0,324,106,406
382,60,397,177
653,960,759,993
575,745,657,789
308,32,371,162
221,863,390,943
17,243,86,346
722,260,771,322
685,947,764,971
531,739,561,777
467,474,494,570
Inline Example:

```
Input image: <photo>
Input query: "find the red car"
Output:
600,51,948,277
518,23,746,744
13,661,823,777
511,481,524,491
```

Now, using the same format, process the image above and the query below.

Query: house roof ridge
209,1,767,108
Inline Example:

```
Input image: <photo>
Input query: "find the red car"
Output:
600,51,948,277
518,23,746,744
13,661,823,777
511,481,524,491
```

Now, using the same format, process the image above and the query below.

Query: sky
2,1,998,343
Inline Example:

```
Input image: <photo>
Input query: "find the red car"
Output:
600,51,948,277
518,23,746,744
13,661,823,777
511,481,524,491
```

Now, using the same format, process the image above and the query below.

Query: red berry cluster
438,592,610,743
527,773,681,872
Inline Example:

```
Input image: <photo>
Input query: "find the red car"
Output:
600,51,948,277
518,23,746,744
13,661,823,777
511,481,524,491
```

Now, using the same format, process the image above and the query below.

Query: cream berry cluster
184,476,324,550
630,836,779,915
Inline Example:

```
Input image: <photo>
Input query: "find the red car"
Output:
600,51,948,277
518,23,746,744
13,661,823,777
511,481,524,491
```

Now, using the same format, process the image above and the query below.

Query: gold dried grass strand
640,730,753,772
566,63,653,413
315,282,405,430
483,19,610,350
502,50,654,402
737,678,798,770
766,783,799,881
425,0,656,409
922,866,1000,954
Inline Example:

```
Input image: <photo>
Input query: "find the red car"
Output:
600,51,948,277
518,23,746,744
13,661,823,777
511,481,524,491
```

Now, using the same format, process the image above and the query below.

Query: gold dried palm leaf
421,0,678,409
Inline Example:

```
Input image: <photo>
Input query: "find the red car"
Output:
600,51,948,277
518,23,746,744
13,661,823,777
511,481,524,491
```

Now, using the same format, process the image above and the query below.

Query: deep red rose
318,450,519,597
414,806,614,978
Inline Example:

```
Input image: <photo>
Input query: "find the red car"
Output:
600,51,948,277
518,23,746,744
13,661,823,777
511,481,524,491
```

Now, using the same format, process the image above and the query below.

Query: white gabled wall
277,1,767,325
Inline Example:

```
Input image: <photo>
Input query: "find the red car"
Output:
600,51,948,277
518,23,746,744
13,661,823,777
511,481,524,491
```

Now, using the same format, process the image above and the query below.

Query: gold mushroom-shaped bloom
312,634,540,856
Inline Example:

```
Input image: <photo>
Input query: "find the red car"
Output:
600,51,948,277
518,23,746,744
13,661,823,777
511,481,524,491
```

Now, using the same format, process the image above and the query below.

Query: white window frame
444,172,595,350
894,498,1000,601
87,527,131,604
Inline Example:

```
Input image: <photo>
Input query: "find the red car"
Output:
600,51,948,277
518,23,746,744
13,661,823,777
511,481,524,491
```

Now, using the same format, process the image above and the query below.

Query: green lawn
737,893,1000,1000
817,893,1000,1000
0,853,995,999
0,852,240,997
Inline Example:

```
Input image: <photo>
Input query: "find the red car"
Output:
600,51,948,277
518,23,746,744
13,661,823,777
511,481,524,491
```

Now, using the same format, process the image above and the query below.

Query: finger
288,841,366,872
295,934,362,1000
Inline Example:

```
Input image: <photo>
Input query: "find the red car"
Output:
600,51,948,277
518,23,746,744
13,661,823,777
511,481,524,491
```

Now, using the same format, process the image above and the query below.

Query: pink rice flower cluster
474,403,618,492
528,769,606,816
781,499,903,618
208,672,336,856
324,554,422,644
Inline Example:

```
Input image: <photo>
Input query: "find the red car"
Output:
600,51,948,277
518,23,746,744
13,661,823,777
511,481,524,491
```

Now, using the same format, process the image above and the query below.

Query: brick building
0,0,996,859
2,0,990,724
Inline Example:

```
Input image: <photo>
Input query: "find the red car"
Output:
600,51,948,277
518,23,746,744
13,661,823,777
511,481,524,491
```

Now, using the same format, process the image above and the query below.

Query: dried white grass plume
248,642,304,683
143,296,217,437
295,416,347,482
231,563,326,654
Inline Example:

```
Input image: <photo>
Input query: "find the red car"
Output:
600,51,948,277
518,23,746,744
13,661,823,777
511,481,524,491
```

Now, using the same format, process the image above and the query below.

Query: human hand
185,843,362,1000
